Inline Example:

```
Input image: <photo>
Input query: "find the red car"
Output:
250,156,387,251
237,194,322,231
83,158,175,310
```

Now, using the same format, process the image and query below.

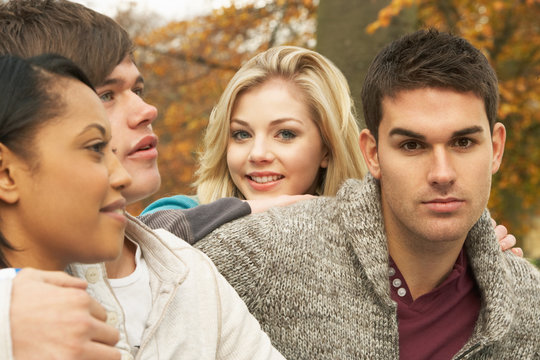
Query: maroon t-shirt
389,250,481,359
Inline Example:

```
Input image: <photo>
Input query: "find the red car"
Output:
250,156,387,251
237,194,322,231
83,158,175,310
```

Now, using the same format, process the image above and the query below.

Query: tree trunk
316,0,417,127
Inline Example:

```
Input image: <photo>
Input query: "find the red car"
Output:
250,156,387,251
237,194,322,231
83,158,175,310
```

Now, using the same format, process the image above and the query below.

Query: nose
127,94,158,129
427,147,456,187
248,137,274,164
107,148,132,191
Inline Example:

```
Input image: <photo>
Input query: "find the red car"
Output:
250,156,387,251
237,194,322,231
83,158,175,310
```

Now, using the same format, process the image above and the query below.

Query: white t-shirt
109,241,152,351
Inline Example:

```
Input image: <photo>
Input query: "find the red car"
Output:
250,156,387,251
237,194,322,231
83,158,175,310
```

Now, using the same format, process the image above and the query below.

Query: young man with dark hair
194,29,540,359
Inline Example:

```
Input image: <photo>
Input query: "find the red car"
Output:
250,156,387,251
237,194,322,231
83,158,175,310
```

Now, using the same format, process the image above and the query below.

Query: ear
359,129,381,179
490,122,506,174
320,146,329,169
0,144,21,204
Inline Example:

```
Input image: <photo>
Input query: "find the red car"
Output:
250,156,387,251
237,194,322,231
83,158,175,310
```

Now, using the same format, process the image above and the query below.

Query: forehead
380,88,488,137
101,56,142,86
240,77,304,101
55,79,110,130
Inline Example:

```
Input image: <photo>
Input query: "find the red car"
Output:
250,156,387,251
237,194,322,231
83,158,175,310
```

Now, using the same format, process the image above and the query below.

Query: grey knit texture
139,197,250,244
198,175,540,359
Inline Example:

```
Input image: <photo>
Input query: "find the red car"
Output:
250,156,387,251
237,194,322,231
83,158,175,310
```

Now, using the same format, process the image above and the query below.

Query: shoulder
200,176,376,246
504,253,540,285
140,194,199,215
498,253,540,323
499,254,540,349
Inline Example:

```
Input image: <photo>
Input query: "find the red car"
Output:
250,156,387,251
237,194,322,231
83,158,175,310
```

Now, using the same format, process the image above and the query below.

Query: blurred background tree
117,0,538,257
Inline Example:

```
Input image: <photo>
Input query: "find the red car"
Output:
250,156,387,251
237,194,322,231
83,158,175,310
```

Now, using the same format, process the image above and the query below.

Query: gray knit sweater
197,175,540,359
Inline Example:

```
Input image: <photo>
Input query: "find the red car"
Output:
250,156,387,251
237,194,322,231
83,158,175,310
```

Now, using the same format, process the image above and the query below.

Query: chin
124,175,161,204
421,224,470,243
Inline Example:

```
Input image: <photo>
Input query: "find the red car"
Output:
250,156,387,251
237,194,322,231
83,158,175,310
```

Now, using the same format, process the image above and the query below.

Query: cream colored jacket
67,216,283,360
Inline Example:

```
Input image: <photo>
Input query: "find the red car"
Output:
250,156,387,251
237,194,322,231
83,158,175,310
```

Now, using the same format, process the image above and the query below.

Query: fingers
90,315,120,347
274,194,315,206
498,233,516,252
16,268,88,290
511,247,524,258
69,289,119,346
494,224,509,241
81,343,122,360
10,268,121,360
88,296,108,322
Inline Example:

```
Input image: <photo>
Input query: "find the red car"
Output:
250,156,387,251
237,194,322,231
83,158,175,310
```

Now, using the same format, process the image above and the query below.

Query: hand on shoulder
247,194,315,214
10,268,121,360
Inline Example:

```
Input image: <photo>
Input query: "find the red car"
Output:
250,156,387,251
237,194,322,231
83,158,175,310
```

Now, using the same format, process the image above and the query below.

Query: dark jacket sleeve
138,197,251,245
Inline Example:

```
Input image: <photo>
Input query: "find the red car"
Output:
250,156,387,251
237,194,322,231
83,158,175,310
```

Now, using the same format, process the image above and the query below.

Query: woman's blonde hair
195,45,367,203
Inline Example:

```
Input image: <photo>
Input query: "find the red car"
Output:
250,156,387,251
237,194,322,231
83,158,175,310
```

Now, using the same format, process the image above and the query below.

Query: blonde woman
142,46,367,213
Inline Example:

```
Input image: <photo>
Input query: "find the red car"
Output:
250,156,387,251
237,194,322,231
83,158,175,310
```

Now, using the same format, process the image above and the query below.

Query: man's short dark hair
361,28,499,141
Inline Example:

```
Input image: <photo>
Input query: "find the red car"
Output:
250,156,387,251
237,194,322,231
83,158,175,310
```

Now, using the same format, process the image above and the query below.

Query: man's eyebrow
389,128,425,140
389,126,484,139
451,126,483,137
99,75,144,87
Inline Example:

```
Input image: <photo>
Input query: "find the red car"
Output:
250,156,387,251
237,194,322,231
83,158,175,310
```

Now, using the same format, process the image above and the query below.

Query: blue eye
278,129,296,140
232,130,251,141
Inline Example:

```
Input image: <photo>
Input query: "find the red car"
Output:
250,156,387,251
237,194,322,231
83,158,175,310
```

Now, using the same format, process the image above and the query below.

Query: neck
388,236,464,300
1,213,66,270
5,248,65,271
105,238,136,278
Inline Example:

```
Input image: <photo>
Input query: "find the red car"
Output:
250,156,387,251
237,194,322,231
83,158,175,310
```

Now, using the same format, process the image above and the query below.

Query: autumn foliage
122,0,538,243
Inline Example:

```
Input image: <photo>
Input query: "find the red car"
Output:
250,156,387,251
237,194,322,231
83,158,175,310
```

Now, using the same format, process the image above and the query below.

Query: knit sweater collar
336,174,515,345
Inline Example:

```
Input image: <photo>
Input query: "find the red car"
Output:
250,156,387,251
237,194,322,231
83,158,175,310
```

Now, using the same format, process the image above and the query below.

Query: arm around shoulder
139,197,251,245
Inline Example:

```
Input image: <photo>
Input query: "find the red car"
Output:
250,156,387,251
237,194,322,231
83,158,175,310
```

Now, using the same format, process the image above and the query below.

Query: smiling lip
422,197,464,213
246,172,284,191
100,198,127,224
127,135,158,159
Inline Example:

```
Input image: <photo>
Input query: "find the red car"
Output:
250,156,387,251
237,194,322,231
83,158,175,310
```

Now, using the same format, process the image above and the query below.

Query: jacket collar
337,174,515,344
463,211,514,346
124,214,189,286
337,174,395,308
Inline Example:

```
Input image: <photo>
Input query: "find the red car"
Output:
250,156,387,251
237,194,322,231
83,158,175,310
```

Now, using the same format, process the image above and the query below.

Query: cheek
226,144,243,177
465,158,493,196
289,143,325,176
108,115,128,146
78,167,110,199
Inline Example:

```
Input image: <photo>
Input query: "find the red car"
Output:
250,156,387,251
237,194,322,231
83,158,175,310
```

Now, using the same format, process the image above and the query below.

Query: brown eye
454,138,473,148
402,141,422,151
133,87,144,97
87,141,107,155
